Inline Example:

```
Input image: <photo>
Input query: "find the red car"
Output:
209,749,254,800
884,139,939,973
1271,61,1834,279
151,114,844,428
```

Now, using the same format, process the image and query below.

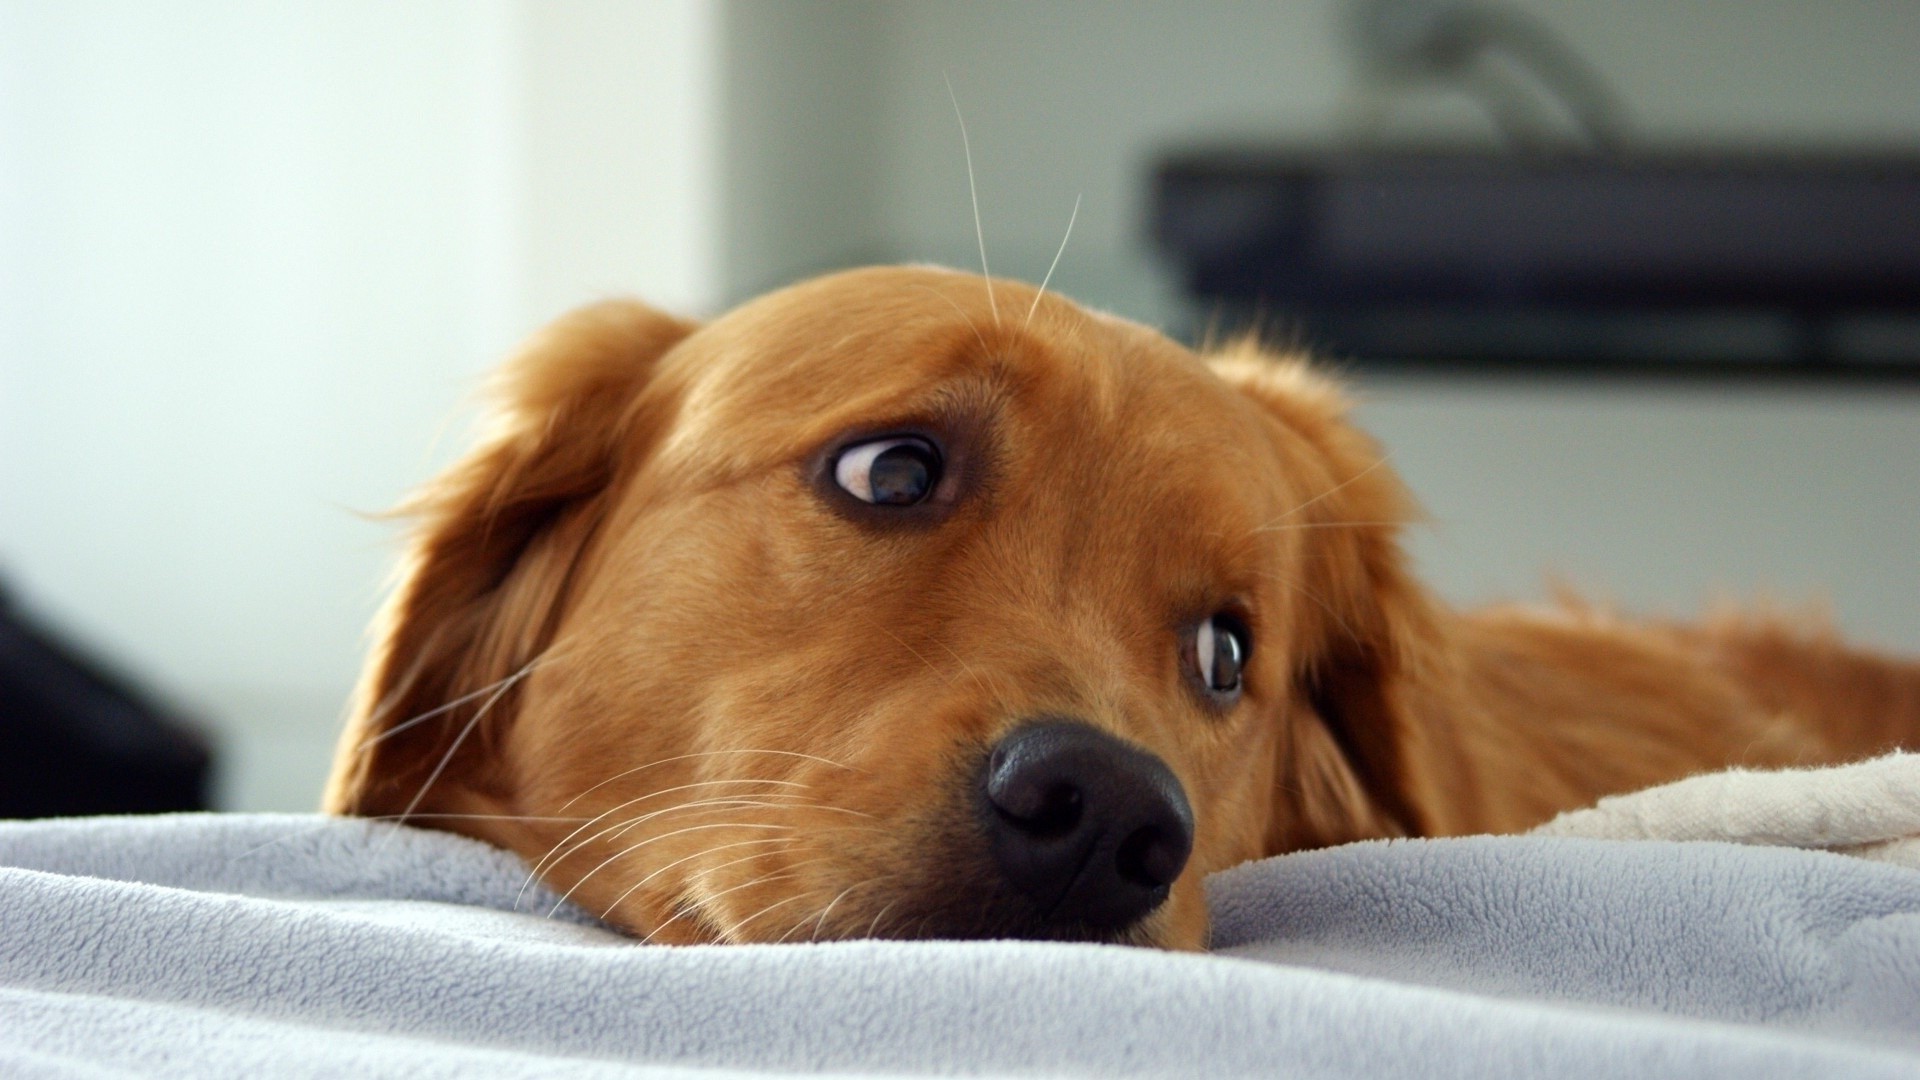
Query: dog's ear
324,301,697,818
1210,346,1466,852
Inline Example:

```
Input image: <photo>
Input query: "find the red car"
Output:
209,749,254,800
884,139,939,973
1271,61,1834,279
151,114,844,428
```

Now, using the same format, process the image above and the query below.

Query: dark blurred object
1152,150,1920,374
1348,0,1627,152
0,582,213,817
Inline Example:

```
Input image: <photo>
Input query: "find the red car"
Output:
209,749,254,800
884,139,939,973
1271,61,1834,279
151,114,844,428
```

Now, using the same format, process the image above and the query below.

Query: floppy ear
1209,346,1468,852
324,301,697,818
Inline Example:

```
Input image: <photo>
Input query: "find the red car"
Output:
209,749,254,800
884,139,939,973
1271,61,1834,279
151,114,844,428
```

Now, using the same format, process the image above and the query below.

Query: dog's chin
614,843,1201,949
662,890,1187,948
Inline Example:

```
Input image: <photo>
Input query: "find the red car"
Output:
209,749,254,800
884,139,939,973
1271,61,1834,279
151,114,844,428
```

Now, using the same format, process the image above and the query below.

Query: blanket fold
4,795,1918,1078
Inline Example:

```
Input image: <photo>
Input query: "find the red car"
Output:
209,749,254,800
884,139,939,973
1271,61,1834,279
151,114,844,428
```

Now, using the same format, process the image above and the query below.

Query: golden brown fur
325,266,1920,949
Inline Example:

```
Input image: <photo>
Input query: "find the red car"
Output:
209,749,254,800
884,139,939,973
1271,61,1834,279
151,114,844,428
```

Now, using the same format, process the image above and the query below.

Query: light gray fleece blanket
3,809,1918,1078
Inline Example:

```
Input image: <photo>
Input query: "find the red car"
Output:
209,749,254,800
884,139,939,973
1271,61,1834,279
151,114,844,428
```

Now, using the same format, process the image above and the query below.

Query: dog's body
326,266,1920,949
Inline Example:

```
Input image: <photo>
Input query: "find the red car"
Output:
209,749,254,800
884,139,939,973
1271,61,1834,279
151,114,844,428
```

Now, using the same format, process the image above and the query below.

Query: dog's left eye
1184,614,1248,700
833,437,942,506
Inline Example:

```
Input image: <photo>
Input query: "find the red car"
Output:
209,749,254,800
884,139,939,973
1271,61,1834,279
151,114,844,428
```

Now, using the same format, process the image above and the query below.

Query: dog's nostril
994,781,1082,837
1114,823,1183,889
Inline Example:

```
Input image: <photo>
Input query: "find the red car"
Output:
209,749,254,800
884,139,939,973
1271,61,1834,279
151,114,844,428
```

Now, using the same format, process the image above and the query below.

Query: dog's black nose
980,720,1195,931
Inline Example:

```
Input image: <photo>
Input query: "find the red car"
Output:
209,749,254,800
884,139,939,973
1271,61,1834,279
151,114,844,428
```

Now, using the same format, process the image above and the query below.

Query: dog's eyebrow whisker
913,283,991,353
1026,193,1082,329
945,72,998,328
544,821,793,918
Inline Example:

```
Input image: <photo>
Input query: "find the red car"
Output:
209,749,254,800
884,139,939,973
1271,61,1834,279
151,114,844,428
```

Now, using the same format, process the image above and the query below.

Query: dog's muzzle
978,720,1195,933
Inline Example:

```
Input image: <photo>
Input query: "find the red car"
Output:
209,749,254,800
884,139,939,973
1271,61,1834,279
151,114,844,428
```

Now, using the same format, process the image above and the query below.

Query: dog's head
326,266,1455,949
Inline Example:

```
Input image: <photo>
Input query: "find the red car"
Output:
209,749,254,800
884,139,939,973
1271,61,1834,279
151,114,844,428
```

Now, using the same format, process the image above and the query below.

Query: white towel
1532,751,1920,868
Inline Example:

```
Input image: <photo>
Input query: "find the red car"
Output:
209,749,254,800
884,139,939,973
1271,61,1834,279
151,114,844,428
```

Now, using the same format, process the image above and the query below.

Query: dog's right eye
833,437,942,506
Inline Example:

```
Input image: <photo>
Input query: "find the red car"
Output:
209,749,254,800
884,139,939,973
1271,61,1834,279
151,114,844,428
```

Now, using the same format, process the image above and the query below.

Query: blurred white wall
2,1,1917,811
0,0,723,809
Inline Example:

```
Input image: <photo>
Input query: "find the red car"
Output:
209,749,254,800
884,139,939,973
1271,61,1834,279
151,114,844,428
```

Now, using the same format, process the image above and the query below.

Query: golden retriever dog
325,265,1920,949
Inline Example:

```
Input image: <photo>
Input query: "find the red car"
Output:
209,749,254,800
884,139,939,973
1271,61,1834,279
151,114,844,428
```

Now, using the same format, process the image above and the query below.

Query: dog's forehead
658,266,1279,488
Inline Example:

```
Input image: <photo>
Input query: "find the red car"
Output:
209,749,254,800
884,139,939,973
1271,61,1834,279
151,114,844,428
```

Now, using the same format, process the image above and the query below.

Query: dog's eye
1184,614,1248,700
833,437,941,506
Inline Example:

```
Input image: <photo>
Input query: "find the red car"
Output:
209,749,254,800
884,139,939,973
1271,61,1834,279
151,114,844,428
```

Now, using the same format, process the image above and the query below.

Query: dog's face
328,266,1443,949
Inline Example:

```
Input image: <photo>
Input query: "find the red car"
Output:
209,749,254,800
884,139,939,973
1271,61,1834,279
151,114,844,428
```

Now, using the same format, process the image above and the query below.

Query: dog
325,265,1920,949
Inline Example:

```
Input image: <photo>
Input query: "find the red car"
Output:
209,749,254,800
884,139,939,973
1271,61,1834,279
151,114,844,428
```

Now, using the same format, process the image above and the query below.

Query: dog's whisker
806,875,891,943
555,748,860,815
945,73,998,328
356,653,555,753
530,777,811,887
367,813,593,823
913,283,991,353
642,860,832,945
772,881,854,947
1025,193,1081,328
924,633,998,706
857,612,960,691
544,821,793,918
605,844,790,924
1256,570,1362,643
1248,519,1408,535
1248,456,1391,537
864,898,902,940
641,871,798,945
583,836,794,920
531,793,819,899
381,657,534,846
724,892,812,942
805,884,860,943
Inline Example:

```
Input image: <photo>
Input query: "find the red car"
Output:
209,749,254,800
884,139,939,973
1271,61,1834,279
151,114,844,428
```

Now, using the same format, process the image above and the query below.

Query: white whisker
726,893,811,941
586,836,792,920
368,813,592,823
1026,193,1081,328
864,898,901,940
381,658,533,845
527,794,813,905
545,821,791,917
945,73,998,328
1250,457,1391,537
527,777,810,896
555,748,858,815
643,871,800,945
1249,519,1407,535
355,654,551,753
914,283,991,353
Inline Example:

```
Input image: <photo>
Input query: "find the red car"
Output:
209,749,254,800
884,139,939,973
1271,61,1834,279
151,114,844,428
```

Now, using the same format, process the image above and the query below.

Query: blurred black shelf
1152,149,1920,377
0,581,213,818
